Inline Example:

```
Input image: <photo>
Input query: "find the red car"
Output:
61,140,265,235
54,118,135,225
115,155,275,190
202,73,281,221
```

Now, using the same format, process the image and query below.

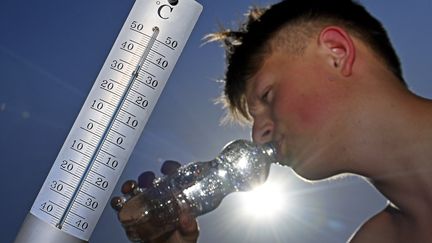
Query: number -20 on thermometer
14,0,202,242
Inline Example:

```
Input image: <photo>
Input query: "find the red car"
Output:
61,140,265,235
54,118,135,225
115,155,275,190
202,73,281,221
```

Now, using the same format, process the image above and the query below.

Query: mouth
273,136,295,168
273,138,285,162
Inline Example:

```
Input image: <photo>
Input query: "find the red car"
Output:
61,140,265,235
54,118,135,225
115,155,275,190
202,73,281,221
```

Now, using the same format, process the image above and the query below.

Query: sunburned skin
248,26,432,242
246,46,351,179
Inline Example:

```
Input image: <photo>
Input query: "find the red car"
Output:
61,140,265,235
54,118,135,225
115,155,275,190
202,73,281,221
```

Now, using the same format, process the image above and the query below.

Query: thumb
178,212,199,242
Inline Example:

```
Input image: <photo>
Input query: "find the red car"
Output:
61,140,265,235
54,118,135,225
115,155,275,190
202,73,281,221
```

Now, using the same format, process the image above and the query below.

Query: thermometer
15,0,202,242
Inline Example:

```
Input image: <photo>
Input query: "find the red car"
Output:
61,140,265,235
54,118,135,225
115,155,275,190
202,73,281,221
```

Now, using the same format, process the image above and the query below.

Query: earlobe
318,26,355,77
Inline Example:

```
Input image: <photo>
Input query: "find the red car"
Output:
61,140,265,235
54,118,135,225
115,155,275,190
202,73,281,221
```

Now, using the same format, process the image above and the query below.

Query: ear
318,26,355,77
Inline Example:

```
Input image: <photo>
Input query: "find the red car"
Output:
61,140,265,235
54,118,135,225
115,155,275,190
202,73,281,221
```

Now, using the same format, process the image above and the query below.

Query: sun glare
241,181,285,219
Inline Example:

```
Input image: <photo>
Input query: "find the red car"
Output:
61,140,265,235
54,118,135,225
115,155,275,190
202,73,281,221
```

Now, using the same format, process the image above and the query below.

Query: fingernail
121,180,138,194
138,171,156,188
161,160,181,175
110,196,126,211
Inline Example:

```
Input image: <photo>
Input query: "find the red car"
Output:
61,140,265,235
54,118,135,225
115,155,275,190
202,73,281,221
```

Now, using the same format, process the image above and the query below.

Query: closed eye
260,88,273,104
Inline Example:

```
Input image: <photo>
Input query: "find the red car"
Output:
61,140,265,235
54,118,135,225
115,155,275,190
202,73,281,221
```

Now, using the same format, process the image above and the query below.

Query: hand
111,161,199,243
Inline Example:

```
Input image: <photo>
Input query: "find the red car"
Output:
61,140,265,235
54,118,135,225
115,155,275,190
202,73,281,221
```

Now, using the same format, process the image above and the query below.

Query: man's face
246,47,350,180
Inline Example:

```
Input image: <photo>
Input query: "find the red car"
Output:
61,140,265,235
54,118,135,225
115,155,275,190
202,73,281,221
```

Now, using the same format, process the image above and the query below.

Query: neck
346,79,432,218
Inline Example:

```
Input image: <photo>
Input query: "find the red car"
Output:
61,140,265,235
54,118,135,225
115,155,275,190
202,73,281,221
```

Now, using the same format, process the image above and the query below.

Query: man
114,0,432,242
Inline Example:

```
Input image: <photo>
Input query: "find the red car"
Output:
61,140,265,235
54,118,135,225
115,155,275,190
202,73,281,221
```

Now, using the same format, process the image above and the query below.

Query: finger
121,180,138,195
125,228,146,243
178,213,199,242
161,160,181,176
110,196,126,211
138,171,156,188
148,230,176,243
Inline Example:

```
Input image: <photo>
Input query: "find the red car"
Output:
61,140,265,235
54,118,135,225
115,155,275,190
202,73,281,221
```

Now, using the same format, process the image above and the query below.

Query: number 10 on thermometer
15,0,202,242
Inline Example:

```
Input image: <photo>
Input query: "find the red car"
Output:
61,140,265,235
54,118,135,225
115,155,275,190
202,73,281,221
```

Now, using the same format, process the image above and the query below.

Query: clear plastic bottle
117,139,277,242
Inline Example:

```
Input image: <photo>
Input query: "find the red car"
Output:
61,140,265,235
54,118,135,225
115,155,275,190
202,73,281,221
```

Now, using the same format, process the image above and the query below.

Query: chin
291,161,334,181
276,150,337,180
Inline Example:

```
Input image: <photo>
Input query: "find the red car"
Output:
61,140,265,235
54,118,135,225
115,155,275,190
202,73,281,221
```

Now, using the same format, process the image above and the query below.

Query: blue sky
1,0,431,242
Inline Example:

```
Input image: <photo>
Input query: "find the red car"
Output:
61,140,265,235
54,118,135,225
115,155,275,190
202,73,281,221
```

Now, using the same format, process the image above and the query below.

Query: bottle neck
263,142,277,163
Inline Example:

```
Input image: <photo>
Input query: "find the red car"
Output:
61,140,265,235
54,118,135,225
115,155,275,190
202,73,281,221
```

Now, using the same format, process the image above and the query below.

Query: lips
273,138,284,161
273,136,294,167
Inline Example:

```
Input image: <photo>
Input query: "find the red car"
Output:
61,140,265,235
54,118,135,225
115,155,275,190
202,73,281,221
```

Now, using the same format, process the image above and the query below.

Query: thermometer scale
15,0,202,242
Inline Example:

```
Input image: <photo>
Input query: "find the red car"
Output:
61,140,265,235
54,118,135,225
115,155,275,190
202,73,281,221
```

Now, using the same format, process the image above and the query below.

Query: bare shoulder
349,205,432,243
348,205,399,243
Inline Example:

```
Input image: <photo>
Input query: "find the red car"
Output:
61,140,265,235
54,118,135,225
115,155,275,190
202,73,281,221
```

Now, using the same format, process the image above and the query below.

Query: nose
251,117,274,144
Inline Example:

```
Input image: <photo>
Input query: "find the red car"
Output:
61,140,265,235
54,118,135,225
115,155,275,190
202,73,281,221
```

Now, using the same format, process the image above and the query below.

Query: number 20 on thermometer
15,0,202,242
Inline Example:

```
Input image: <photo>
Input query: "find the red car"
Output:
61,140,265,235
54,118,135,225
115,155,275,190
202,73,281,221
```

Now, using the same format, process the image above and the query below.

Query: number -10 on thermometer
15,0,202,242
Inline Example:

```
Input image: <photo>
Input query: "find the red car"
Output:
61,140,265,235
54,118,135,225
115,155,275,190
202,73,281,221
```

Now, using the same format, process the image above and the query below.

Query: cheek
296,93,330,127
274,89,333,131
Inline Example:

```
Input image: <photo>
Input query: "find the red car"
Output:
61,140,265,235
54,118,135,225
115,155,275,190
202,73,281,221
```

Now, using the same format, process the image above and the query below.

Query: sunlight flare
241,181,286,219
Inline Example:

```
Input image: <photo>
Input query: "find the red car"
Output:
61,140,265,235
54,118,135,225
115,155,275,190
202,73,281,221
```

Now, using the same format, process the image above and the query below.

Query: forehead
245,52,289,93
